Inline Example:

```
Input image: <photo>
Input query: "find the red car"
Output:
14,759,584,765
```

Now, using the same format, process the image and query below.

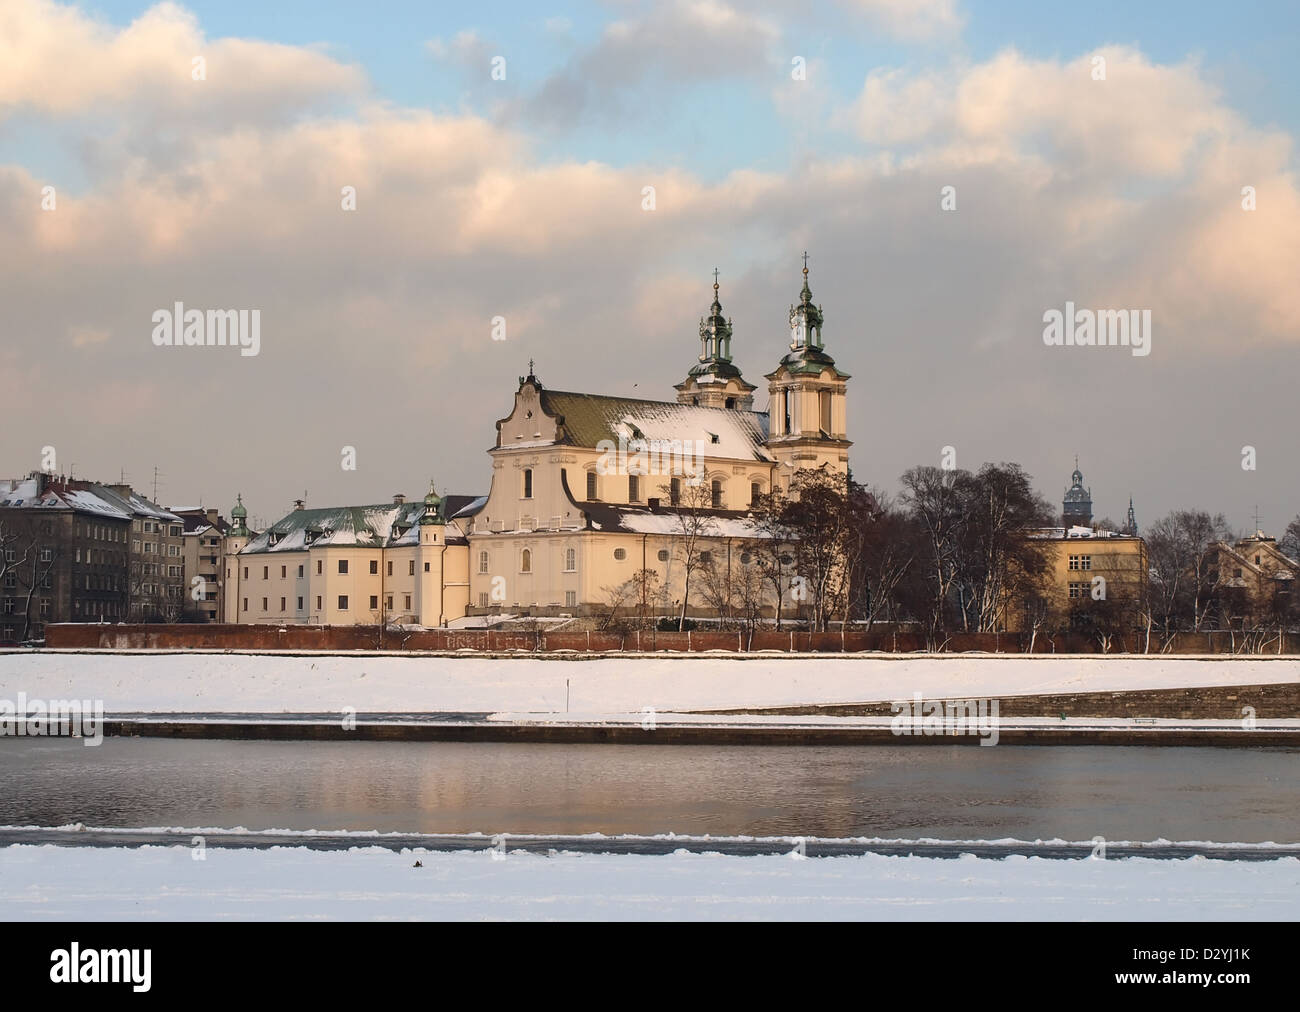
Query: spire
1126,496,1138,536
419,478,444,525
789,252,824,350
230,493,249,536
699,269,733,363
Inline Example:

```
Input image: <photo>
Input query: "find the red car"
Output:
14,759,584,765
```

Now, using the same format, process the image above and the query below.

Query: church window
725,397,735,409
657,549,669,562
586,471,598,500
565,591,577,608
369,560,378,574
479,550,489,574
338,595,348,610
338,560,348,574
670,478,681,504
711,480,723,508
564,548,576,572
521,549,531,573
751,482,761,506
820,390,832,435
628,475,640,502
614,548,627,561
523,469,533,499
700,551,713,566
782,390,792,434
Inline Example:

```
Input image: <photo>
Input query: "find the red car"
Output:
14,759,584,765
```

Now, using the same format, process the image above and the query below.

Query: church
222,260,851,625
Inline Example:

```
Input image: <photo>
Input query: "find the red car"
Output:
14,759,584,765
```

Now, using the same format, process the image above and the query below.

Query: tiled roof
239,495,481,554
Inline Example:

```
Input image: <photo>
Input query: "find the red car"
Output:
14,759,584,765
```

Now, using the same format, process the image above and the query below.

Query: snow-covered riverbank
4,841,1297,920
2,651,1295,715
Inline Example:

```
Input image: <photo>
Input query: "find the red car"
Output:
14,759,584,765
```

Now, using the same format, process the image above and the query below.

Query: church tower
674,271,756,410
222,494,251,622
1062,459,1093,528
764,255,851,487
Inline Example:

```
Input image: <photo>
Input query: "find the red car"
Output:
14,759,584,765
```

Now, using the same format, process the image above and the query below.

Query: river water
2,738,1297,841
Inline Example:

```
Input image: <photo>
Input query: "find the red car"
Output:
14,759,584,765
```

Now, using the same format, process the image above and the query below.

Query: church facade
223,262,851,625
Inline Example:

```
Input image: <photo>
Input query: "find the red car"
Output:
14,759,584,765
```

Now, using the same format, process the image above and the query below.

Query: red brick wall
41,623,1299,654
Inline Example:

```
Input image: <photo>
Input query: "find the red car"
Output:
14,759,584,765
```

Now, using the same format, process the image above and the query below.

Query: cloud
839,0,964,40
0,0,364,125
513,0,781,128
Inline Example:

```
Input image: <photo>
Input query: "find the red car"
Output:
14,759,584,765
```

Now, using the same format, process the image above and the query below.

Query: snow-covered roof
537,390,773,462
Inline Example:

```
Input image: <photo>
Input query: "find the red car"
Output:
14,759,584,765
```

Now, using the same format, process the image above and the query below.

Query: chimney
393,493,406,504
293,499,306,511
206,508,218,523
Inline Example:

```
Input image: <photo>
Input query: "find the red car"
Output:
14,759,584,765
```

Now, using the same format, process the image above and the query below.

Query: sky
2,0,1297,533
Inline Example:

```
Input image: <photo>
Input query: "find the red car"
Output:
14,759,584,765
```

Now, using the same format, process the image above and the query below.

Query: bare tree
658,480,716,630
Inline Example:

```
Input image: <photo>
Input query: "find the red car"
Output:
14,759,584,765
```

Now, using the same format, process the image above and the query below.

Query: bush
657,617,697,632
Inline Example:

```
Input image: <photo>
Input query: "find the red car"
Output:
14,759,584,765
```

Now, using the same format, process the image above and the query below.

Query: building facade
225,262,851,625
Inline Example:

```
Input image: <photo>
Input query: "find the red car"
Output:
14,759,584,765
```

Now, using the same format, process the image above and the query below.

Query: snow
616,512,768,537
2,651,1295,715
3,843,1295,920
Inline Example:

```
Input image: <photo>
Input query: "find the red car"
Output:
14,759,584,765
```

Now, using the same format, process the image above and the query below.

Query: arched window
522,469,533,499
750,482,761,507
725,397,736,409
670,477,681,504
819,390,832,435
564,548,576,572
520,549,531,573
586,470,598,500
711,479,723,508
628,475,640,502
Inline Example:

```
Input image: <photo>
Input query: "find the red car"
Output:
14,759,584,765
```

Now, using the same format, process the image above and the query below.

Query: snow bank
1,650,1296,714
3,843,1295,920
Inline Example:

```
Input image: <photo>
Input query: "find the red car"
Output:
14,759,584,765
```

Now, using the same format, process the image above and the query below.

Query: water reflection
1,738,1296,842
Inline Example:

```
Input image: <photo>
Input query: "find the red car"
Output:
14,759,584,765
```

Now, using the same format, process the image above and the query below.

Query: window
281,565,287,578
369,560,378,574
725,397,735,409
523,469,533,499
741,552,752,565
409,561,415,576
628,475,640,502
424,562,430,572
338,560,348,574
657,549,669,562
521,549,532,573
479,550,489,574
243,567,248,579
387,561,393,577
280,597,286,612
404,594,411,610
751,482,761,507
782,389,791,434
565,591,577,608
819,390,832,434
1069,582,1089,599
317,561,322,575
586,471,598,500
614,548,627,561
297,597,304,610
337,595,349,610
316,596,322,610
298,565,304,578
711,479,722,508
263,566,269,579
370,595,379,610
670,478,681,504
564,548,576,572
171,525,182,537
700,551,713,565
1068,554,1092,571
261,597,268,610
479,592,489,607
